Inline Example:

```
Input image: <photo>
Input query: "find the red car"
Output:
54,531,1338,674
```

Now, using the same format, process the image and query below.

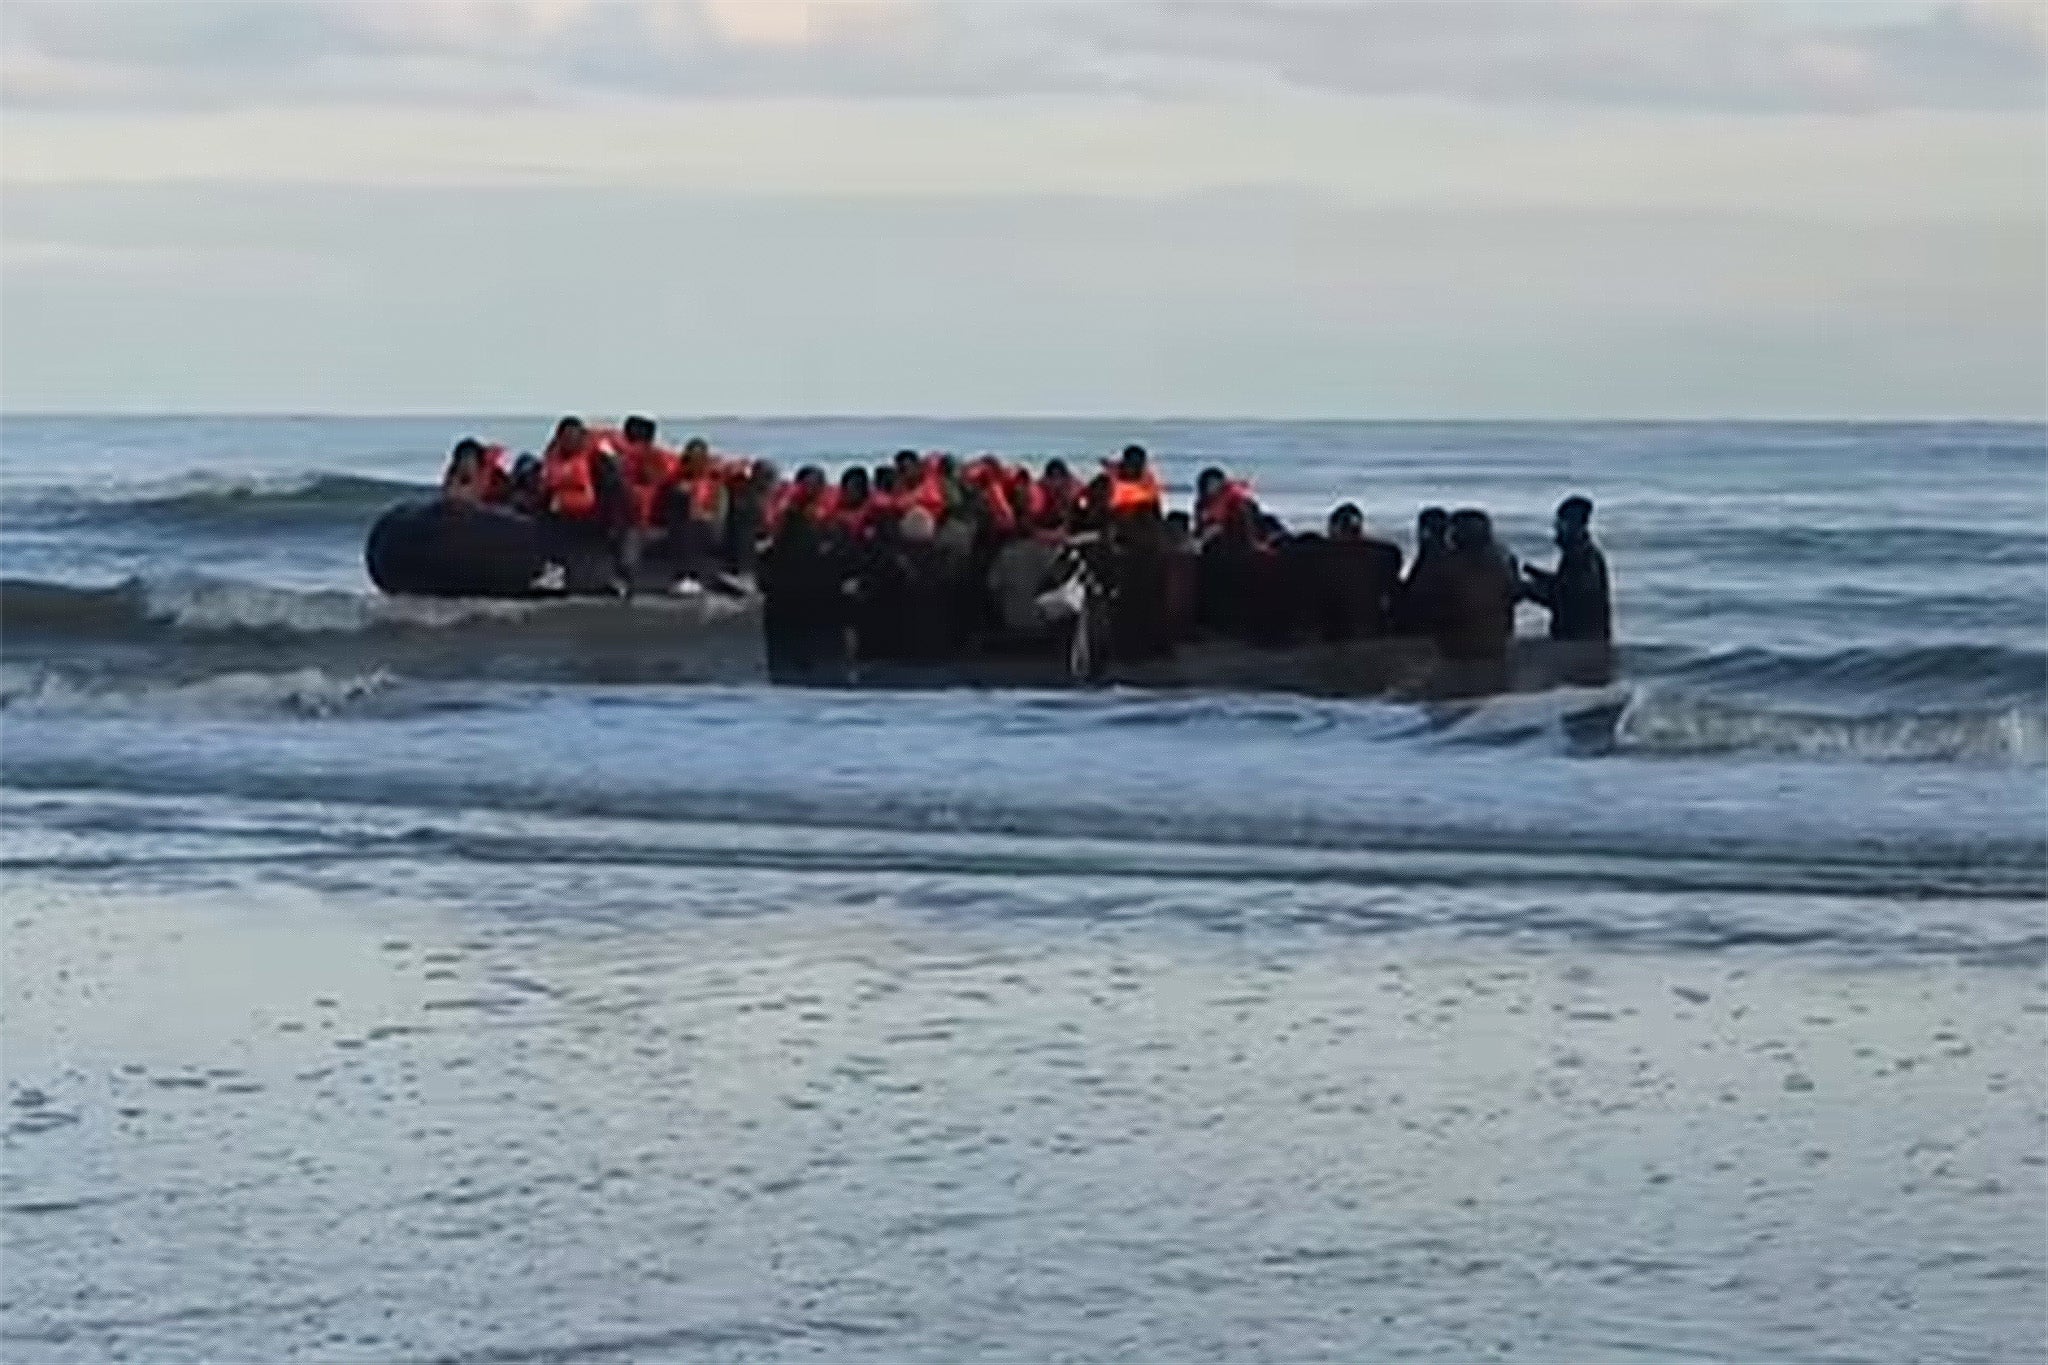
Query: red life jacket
903,457,948,522
541,435,598,520
965,459,1016,536
766,481,833,536
616,439,679,528
1197,479,1256,533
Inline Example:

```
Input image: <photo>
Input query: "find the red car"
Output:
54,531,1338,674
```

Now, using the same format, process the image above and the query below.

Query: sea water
2,417,2043,1361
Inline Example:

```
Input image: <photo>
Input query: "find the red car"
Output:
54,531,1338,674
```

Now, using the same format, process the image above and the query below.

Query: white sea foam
0,664,399,719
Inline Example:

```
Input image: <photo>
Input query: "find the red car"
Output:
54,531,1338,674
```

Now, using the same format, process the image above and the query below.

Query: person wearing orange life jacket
441,437,510,505
828,466,877,543
893,449,949,524
665,437,729,530
613,415,678,530
1006,464,1040,529
1037,459,1079,528
540,417,601,521
1193,466,1257,543
649,436,738,594
766,465,834,538
1104,444,1163,519
540,415,637,593
964,456,1017,539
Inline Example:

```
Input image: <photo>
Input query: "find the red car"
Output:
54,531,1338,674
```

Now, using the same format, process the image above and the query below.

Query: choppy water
2,417,2043,1361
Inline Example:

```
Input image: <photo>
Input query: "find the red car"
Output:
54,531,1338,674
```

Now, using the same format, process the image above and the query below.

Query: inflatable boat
365,498,628,598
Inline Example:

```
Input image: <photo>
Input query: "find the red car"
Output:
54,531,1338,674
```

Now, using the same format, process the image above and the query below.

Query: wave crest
1617,690,2046,765
0,664,400,720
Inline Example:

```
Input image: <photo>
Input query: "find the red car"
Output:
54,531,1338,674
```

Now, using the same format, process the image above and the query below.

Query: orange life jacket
541,435,598,520
964,458,1017,536
615,439,679,528
1106,466,1163,515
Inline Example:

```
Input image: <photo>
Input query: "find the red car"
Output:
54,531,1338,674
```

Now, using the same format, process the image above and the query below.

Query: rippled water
2,417,2043,1361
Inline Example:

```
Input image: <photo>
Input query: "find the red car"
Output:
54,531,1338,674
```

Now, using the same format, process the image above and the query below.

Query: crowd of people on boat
439,415,1612,690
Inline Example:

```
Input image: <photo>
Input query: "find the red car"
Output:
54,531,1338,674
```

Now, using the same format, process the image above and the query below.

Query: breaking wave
6,472,423,531
0,664,402,720
1615,690,2045,765
3,572,2041,766
0,573,753,638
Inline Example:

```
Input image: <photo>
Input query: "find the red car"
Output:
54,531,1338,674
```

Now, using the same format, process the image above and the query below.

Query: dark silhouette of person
1432,508,1519,695
1522,494,1615,688
758,496,845,684
1109,503,1173,662
1521,495,1612,642
1393,505,1451,636
1319,503,1404,641
1162,511,1199,643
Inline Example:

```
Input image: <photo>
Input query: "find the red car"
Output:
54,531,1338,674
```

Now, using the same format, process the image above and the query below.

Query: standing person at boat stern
1522,494,1614,686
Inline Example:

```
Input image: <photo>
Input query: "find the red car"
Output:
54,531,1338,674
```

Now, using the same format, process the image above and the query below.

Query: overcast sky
3,0,2043,418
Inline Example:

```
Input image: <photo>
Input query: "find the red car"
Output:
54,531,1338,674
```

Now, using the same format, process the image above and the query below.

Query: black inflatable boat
364,499,623,597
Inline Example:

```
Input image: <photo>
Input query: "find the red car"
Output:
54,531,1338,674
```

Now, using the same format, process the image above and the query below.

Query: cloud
2,0,2041,112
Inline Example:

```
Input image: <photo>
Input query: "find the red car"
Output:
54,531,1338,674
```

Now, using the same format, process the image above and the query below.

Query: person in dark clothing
1108,503,1174,662
831,466,873,542
1393,505,1451,636
758,498,846,684
506,453,546,517
1320,502,1404,641
1035,459,1078,527
1521,495,1611,642
861,506,953,667
1522,494,1615,687
1162,511,1199,643
1197,494,1263,640
1431,508,1519,695
723,459,777,578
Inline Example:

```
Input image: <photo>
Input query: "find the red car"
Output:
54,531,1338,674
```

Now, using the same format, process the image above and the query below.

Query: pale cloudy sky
2,0,2043,417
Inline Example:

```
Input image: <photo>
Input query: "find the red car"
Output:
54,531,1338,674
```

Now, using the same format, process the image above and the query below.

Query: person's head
1448,508,1493,553
839,466,870,504
874,465,898,494
894,449,922,480
900,506,936,543
1417,505,1450,549
935,453,958,480
451,437,485,468
1042,458,1073,487
1556,494,1594,544
551,416,587,449
1328,502,1364,541
1196,466,1227,503
794,464,827,498
1164,510,1193,551
622,415,656,445
1118,444,1148,479
748,458,778,492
